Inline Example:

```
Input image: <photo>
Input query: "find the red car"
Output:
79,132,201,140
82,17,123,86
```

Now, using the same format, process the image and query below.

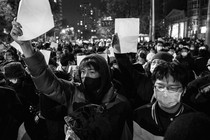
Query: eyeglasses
154,85,182,93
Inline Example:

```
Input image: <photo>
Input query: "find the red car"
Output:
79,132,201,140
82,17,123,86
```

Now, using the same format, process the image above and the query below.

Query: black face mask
83,77,101,93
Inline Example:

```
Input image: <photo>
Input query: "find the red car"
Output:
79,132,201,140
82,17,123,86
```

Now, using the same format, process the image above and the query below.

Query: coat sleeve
114,53,154,109
24,50,74,107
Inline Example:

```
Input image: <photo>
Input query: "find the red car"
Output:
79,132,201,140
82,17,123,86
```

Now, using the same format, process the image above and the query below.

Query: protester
175,45,196,84
0,86,24,140
193,46,210,77
164,112,210,140
146,52,173,76
133,48,147,74
3,61,48,140
183,71,210,116
112,34,154,109
133,61,196,139
10,20,132,140
155,39,165,53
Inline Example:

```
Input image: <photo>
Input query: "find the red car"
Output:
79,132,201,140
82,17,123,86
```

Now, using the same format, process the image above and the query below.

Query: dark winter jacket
24,50,132,140
183,74,210,116
133,101,196,139
114,53,154,110
0,86,24,140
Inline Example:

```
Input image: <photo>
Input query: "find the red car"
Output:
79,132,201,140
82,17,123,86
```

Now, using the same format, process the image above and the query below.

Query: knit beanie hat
151,52,173,62
3,62,25,79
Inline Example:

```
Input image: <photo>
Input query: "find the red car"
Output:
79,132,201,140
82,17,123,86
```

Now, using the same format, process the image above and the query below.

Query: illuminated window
179,22,184,38
171,23,179,38
201,26,207,33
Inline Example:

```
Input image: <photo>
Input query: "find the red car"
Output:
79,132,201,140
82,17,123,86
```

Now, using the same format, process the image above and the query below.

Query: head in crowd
155,39,165,53
56,45,63,61
151,61,188,110
60,53,75,67
136,48,147,65
167,46,176,58
63,43,73,54
146,47,156,62
3,47,19,62
78,54,112,104
198,45,209,57
3,61,26,86
150,52,173,73
180,45,190,58
164,112,210,140
189,44,198,56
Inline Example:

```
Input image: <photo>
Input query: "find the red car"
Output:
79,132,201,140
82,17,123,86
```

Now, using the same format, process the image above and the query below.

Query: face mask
83,77,101,93
156,46,163,52
154,88,182,108
181,52,188,57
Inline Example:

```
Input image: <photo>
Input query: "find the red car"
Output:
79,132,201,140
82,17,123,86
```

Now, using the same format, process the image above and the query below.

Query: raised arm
10,20,74,107
10,19,35,58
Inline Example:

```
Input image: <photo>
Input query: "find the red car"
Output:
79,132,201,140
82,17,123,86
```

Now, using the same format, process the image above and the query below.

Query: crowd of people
0,20,210,140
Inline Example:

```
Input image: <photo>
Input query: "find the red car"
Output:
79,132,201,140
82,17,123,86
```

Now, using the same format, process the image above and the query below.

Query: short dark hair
151,61,188,87
79,56,100,72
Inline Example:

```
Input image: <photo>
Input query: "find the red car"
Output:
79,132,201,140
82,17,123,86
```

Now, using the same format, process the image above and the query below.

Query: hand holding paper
16,0,54,41
114,18,140,53
10,20,34,58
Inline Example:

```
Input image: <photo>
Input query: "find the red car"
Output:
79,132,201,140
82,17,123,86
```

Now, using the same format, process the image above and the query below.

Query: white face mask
181,52,188,57
154,88,183,108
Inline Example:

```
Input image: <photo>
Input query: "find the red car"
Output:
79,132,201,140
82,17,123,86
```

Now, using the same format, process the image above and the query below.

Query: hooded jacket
114,53,154,110
24,50,132,140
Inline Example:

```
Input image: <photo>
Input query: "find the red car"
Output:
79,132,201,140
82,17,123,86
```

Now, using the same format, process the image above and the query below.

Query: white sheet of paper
97,53,108,62
17,0,54,41
10,41,23,54
77,55,86,66
40,50,51,65
115,18,139,53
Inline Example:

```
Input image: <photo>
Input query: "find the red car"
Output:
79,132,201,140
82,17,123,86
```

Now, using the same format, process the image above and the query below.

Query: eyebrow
155,82,181,86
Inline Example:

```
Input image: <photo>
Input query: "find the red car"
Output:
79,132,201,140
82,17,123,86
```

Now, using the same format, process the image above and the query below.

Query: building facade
165,9,188,38
165,0,208,39
77,2,99,39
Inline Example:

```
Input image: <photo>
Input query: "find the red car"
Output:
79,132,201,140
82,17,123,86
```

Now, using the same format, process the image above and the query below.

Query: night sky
62,0,100,27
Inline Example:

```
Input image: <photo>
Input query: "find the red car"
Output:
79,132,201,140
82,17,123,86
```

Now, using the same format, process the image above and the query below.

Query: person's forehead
155,75,181,86
81,65,95,70
152,59,165,63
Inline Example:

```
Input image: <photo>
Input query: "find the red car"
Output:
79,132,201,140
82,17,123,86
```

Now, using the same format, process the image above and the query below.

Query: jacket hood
78,54,112,101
